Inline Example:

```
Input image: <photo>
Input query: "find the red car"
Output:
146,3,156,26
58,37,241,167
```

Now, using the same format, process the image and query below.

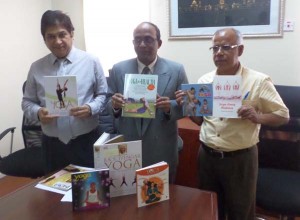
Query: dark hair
137,22,161,41
41,10,74,39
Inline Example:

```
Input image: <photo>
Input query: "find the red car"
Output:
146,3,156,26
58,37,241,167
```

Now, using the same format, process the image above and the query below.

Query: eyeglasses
209,45,240,53
133,36,157,46
45,31,70,41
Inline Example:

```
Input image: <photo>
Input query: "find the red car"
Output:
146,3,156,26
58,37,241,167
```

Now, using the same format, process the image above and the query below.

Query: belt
202,143,253,159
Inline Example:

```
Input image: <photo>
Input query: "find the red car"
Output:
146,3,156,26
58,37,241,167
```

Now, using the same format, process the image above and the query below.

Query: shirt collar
51,46,75,65
137,56,157,74
215,63,242,76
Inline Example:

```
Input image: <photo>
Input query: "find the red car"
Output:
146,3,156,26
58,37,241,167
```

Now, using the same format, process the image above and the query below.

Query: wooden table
176,117,201,188
0,176,218,220
0,176,36,197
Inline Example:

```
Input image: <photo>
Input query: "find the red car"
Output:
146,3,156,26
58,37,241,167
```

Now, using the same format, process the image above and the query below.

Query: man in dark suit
107,22,188,182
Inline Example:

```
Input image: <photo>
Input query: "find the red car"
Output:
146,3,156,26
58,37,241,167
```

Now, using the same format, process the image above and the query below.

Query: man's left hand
238,105,259,124
155,95,171,114
70,105,92,118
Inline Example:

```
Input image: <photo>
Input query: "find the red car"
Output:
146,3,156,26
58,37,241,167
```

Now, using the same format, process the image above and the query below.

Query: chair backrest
258,85,300,171
22,81,43,148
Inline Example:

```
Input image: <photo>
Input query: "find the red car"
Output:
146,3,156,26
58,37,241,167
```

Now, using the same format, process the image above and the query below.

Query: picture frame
169,0,285,39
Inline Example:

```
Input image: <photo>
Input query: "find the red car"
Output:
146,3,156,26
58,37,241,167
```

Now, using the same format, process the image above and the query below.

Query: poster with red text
213,75,242,118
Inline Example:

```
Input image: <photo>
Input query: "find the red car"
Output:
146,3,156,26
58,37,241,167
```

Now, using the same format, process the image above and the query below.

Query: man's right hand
111,93,125,110
38,107,58,124
175,90,186,106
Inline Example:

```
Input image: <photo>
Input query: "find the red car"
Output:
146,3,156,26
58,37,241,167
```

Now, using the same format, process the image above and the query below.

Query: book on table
35,164,95,194
136,161,169,208
71,168,110,211
122,73,158,118
44,75,78,116
93,132,142,197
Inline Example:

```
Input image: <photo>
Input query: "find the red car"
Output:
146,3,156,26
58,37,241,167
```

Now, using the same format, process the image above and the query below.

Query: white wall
52,0,85,51
60,0,299,85
0,0,299,156
149,0,300,85
0,0,51,156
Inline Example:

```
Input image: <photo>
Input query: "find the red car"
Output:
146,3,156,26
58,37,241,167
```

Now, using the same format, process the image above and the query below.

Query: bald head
211,28,244,75
213,28,243,45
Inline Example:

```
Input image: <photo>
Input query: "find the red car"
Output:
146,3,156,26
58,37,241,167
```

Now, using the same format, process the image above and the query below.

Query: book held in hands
136,161,169,208
181,83,213,117
44,75,78,116
71,169,110,211
181,75,242,118
122,73,158,118
213,75,242,118
93,132,142,197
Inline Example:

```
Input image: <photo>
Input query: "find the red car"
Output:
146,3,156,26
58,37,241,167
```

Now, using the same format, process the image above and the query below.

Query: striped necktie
141,66,150,74
56,59,72,144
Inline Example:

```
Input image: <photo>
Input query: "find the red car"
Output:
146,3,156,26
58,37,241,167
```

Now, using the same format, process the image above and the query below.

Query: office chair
0,81,44,178
0,127,16,154
0,123,44,178
22,81,43,148
256,85,300,220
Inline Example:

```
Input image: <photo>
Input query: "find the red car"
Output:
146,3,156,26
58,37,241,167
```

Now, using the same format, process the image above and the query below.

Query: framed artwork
169,0,285,39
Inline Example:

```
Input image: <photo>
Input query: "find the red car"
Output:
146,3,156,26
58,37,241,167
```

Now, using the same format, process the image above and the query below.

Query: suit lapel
141,57,170,136
155,58,171,96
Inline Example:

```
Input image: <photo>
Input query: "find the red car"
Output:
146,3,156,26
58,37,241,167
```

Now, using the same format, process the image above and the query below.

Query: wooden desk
0,176,36,197
176,117,200,188
0,176,218,220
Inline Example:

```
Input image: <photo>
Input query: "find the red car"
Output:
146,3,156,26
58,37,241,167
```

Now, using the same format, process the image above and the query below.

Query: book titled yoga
71,169,110,211
93,132,142,197
122,73,158,118
44,75,78,116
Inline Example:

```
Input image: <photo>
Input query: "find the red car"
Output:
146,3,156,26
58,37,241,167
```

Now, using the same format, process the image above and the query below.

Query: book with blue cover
181,83,213,117
181,75,242,118
71,169,110,211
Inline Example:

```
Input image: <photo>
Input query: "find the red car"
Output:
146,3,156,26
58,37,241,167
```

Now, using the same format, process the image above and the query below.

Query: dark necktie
141,66,150,74
56,59,72,144
140,66,150,131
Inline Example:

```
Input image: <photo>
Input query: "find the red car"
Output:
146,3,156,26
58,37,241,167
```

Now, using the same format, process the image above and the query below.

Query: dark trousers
198,144,258,220
42,128,100,174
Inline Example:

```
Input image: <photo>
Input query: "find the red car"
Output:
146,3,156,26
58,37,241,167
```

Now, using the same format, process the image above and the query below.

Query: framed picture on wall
169,0,285,39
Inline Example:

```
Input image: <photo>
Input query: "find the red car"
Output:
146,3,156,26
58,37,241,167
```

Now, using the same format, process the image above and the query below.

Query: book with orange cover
136,161,169,207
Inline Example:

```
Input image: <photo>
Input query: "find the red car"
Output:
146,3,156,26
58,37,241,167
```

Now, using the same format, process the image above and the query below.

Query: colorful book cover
71,169,110,211
44,75,78,116
213,75,242,118
136,161,169,208
122,73,158,118
35,164,95,194
181,83,213,116
93,132,142,197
